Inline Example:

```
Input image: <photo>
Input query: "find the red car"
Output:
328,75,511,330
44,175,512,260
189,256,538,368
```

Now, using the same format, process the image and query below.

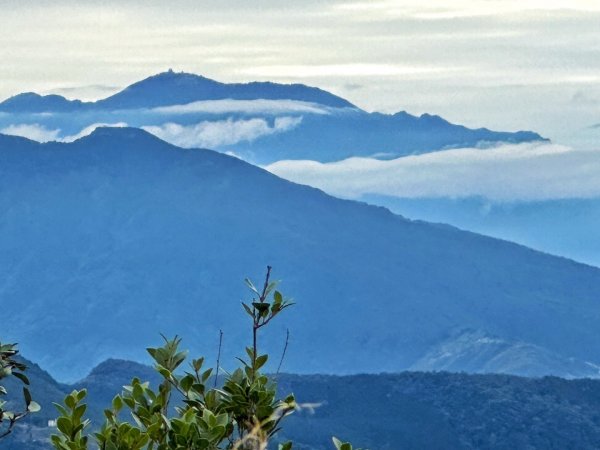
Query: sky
2,0,600,145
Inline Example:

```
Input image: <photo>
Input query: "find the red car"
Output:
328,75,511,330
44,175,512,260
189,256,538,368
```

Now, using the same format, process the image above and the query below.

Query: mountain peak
0,91,83,113
84,126,155,141
96,71,355,110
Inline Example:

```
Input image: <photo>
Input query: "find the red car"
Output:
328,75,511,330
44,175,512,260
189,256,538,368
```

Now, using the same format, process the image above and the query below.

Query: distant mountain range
6,357,600,450
364,195,600,268
1,127,599,382
0,70,354,112
0,71,545,163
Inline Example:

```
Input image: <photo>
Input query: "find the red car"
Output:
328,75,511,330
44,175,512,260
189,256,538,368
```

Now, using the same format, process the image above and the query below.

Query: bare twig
0,411,28,439
276,329,290,376
252,266,272,380
214,329,223,388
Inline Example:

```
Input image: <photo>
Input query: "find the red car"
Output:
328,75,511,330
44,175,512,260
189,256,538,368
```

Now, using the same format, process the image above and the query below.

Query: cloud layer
0,122,127,143
266,142,600,201
143,116,302,148
152,99,332,115
0,124,61,143
3,1,600,145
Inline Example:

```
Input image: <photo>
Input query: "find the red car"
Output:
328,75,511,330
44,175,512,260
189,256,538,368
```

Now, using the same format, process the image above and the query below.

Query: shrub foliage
0,341,41,438
49,267,360,450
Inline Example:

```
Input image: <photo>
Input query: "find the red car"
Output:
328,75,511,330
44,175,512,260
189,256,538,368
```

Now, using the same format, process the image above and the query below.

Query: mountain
409,329,600,378
0,71,545,163
7,357,600,450
1,127,599,382
219,111,544,163
95,70,355,110
363,195,600,268
0,70,354,113
0,92,84,113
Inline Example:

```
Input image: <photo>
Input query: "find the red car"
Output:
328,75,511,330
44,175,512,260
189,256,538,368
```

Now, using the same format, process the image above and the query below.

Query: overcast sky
1,0,600,144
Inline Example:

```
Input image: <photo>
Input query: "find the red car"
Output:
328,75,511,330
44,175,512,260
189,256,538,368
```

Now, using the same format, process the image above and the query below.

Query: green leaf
76,389,87,402
12,371,29,385
274,291,283,303
242,302,254,317
192,357,204,372
56,416,72,435
255,354,268,370
245,278,259,295
112,395,123,411
253,302,270,312
23,387,32,405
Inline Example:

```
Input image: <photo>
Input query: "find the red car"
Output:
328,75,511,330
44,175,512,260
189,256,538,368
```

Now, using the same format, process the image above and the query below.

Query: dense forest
5,357,600,449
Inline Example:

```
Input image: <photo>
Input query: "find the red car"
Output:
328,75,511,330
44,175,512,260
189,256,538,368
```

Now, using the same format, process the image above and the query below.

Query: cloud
0,122,127,143
46,84,121,101
334,0,600,20
152,99,332,116
0,124,60,142
238,64,462,79
142,116,302,148
61,122,128,142
265,142,600,201
4,2,600,147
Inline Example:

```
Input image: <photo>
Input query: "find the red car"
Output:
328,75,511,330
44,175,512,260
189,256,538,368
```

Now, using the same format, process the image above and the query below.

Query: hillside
364,194,600,268
1,127,600,382
6,358,600,449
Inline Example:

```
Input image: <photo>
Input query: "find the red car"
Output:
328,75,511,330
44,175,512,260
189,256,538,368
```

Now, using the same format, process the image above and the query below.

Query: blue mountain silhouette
0,127,598,381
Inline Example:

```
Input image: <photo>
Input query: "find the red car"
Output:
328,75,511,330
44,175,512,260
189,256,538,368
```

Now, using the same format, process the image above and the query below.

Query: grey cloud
2,1,600,145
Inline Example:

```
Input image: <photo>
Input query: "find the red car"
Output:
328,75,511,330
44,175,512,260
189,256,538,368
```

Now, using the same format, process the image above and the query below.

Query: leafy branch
0,342,40,439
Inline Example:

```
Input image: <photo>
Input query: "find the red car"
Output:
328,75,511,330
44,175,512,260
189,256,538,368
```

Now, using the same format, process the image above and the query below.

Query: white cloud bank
0,124,61,143
0,122,128,143
152,99,333,116
265,142,600,202
143,116,302,148
62,122,128,142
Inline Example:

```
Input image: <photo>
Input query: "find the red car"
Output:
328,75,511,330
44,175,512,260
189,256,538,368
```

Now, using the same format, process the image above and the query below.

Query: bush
50,266,361,450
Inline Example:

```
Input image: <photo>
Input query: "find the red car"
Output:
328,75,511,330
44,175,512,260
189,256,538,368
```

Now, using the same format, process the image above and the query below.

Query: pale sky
2,0,600,143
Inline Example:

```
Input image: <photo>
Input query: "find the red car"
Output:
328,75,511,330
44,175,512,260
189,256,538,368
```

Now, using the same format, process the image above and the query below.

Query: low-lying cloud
62,122,128,142
152,99,332,116
143,116,302,148
0,123,61,142
0,122,127,143
265,142,600,201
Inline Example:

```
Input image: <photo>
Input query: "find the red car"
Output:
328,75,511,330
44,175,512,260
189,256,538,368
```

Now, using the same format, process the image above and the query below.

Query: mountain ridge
7,356,600,449
0,70,356,112
0,71,546,163
1,127,599,381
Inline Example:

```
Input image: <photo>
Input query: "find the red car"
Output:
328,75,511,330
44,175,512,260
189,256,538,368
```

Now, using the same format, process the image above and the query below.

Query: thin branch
214,329,223,388
0,411,28,439
259,266,273,301
276,329,290,376
253,266,272,380
267,405,295,439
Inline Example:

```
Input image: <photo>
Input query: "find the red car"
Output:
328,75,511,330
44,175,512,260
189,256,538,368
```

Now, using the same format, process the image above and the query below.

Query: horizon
3,0,600,145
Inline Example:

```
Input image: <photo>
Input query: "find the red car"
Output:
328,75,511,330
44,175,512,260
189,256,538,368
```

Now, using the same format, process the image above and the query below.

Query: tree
0,341,41,438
